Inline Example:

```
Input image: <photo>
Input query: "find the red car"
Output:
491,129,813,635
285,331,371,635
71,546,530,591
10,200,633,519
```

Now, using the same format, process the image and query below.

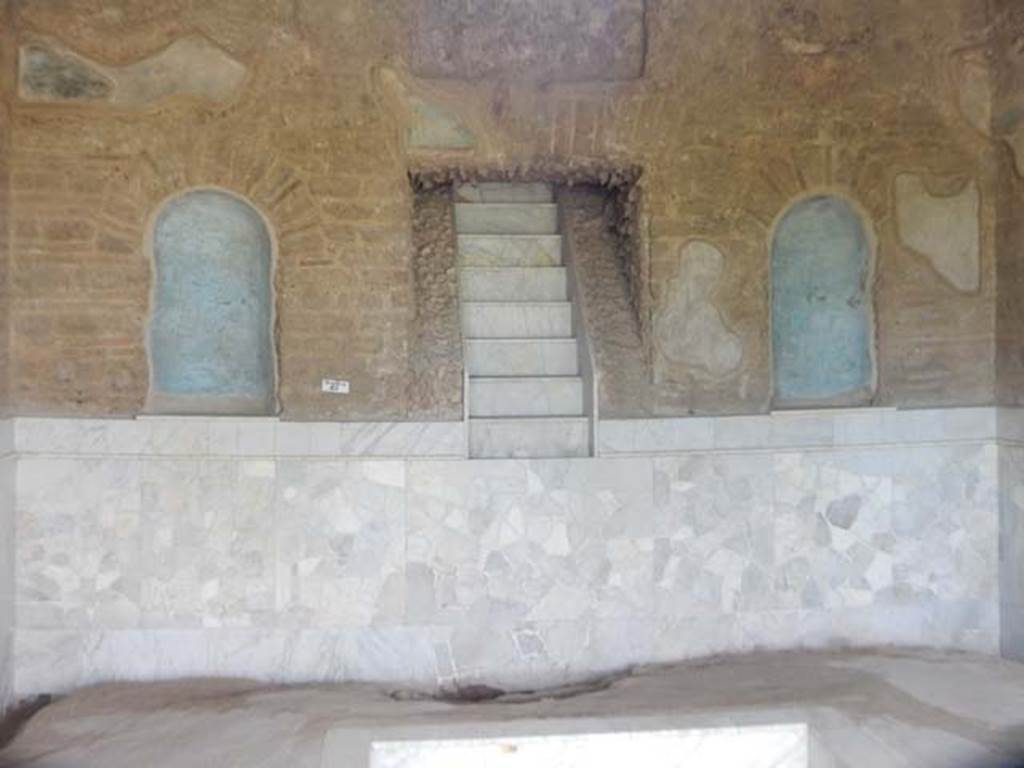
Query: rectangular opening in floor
370,723,808,767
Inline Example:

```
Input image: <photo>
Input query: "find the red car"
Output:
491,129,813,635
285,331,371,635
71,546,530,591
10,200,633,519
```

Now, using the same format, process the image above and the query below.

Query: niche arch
145,187,278,415
770,192,876,407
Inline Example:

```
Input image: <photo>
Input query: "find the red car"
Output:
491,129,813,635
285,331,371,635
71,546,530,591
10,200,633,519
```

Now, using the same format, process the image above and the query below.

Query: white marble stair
461,301,573,339
469,377,584,418
455,203,558,235
464,338,579,377
460,267,568,301
458,235,563,267
455,181,553,203
469,417,590,459
457,182,590,459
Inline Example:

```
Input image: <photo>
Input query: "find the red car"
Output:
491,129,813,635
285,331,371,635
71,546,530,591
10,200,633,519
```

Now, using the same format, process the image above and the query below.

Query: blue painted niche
149,189,275,413
772,195,873,404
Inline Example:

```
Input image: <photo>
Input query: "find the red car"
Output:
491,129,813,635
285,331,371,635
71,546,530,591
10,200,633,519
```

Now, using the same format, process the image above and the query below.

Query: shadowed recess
772,195,873,405
148,190,275,414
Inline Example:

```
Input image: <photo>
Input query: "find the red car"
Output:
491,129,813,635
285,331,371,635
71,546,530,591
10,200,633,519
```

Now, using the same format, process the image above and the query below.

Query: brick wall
4,0,1017,418
0,7,12,415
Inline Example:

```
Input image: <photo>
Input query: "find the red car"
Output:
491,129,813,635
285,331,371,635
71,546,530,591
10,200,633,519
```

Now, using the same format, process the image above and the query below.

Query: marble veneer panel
9,413,1005,695
0,420,12,709
1000,422,1024,659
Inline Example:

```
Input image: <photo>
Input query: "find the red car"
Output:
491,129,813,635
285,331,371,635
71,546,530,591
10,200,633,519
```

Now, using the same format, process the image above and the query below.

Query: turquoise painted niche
772,195,873,405
149,190,275,414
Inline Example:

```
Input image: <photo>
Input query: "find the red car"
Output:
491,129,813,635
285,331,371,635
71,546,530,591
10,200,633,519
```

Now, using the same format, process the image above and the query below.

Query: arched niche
146,188,277,415
771,194,875,406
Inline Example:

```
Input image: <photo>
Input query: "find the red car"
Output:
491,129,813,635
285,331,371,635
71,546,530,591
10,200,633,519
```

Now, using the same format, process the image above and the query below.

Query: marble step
469,376,584,417
455,203,559,235
469,417,590,459
455,182,553,204
460,267,568,302
461,302,573,339
458,235,562,267
464,338,580,376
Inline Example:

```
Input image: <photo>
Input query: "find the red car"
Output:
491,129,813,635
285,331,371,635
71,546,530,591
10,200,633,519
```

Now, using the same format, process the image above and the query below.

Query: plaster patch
894,174,980,292
654,241,742,381
19,44,113,101
18,37,246,107
408,99,476,150
954,53,992,136
1007,127,1024,178
111,37,247,107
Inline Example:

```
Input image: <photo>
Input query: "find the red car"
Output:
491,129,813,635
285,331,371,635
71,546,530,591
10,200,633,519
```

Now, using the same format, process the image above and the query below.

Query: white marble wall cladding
11,412,1005,696
14,418,466,458
600,407,998,454
0,420,14,710
1000,444,1024,660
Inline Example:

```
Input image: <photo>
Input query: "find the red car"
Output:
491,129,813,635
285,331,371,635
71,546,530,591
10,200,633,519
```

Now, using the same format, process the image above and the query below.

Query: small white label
321,378,350,394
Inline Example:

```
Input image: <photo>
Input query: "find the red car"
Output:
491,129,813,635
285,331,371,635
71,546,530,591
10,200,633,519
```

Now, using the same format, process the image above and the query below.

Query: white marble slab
999,407,1024,444
461,301,573,339
455,182,554,204
0,425,13,711
469,377,583,417
602,408,1001,455
469,417,590,458
14,418,465,458
460,267,568,302
464,338,579,377
1001,443,1024,660
455,205,559,236
6,410,1012,696
0,420,13,457
370,724,808,768
458,235,563,267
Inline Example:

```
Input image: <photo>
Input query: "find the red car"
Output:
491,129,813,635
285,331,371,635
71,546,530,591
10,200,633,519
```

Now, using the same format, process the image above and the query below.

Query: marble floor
3,649,1024,767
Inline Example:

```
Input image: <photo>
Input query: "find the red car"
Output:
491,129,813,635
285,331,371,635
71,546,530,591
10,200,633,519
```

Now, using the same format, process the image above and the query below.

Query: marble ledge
13,418,467,459
7,406,1018,459
0,420,13,457
599,407,1000,455
998,407,1024,444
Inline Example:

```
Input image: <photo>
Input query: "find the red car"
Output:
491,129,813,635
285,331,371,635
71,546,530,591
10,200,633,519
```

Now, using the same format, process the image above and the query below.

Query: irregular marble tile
139,459,276,628
406,459,655,630
276,461,406,627
8,414,1008,695
653,453,774,617
17,457,143,630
